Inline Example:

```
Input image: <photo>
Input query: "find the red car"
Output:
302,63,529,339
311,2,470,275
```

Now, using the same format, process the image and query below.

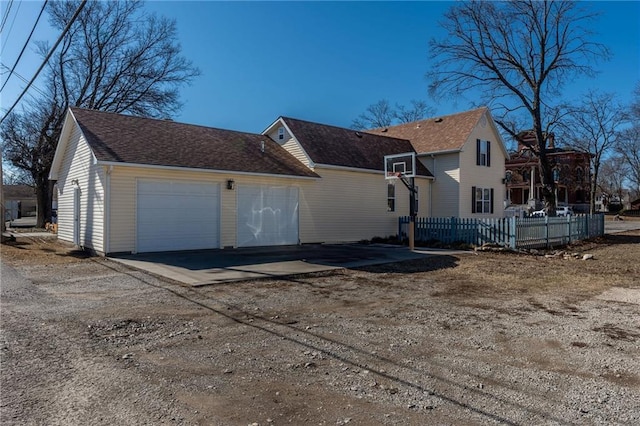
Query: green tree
1,0,199,227
428,0,608,215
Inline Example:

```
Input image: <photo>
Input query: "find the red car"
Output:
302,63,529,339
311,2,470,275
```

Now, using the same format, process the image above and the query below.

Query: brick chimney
548,133,555,150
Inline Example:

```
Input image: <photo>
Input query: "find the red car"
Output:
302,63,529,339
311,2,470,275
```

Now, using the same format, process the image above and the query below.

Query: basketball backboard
384,152,416,179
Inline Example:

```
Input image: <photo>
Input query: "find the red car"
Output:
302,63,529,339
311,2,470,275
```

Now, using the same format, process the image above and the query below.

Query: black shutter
486,141,491,167
472,186,477,213
476,139,481,166
490,188,494,214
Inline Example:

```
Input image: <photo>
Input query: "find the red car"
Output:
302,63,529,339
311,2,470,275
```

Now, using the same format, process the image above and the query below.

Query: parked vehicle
530,209,546,217
556,206,574,217
529,206,573,218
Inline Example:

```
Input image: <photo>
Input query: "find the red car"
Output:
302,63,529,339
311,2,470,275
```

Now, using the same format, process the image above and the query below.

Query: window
414,186,419,213
278,126,285,140
476,139,491,167
387,183,395,212
576,167,584,183
472,186,494,214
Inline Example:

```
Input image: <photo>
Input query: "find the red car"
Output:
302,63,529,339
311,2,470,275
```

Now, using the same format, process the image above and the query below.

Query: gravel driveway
1,235,639,425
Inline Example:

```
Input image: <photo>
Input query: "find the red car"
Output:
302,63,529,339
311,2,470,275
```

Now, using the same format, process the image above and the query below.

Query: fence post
451,216,457,243
510,216,517,249
585,214,590,238
545,216,549,248
567,216,571,245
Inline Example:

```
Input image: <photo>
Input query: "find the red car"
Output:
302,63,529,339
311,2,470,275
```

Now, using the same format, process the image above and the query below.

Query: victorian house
505,132,591,213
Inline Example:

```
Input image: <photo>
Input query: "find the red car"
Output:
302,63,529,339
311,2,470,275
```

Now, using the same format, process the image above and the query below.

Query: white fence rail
399,214,605,249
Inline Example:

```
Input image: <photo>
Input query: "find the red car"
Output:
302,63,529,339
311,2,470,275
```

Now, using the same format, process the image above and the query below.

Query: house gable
262,117,315,169
275,116,432,176
52,108,319,179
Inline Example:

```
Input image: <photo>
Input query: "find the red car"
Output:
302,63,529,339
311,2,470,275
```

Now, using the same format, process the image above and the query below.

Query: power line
0,0,22,54
0,0,87,125
0,0,48,93
0,63,48,98
0,0,14,33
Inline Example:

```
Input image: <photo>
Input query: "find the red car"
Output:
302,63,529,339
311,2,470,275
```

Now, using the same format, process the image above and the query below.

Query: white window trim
387,182,395,212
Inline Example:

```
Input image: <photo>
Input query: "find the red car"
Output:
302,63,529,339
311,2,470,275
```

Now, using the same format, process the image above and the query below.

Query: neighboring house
3,184,37,220
367,107,508,218
49,108,432,254
505,132,592,213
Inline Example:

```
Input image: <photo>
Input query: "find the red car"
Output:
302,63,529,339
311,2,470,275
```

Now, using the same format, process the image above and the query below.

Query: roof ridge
70,107,265,137
282,116,412,144
376,106,488,131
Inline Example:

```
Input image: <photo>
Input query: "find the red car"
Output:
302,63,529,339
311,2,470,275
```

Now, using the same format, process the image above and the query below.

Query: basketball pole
409,177,416,251
396,173,417,250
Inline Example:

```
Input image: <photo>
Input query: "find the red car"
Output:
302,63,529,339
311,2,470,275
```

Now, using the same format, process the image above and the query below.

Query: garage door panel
137,180,219,252
237,185,298,247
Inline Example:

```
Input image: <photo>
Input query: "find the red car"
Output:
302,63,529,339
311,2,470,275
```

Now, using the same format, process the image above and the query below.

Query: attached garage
136,179,220,252
237,185,299,247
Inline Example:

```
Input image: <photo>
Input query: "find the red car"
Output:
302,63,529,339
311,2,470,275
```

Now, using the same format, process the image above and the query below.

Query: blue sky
1,1,639,134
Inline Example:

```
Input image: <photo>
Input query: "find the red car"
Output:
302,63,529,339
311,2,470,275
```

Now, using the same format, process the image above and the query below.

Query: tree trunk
533,118,557,215
35,174,52,229
590,167,598,215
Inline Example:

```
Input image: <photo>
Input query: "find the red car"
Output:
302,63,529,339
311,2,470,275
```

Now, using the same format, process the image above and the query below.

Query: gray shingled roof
70,108,319,178
281,117,433,176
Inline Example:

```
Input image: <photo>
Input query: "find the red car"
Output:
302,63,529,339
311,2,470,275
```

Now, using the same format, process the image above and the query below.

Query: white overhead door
137,179,219,252
237,185,299,247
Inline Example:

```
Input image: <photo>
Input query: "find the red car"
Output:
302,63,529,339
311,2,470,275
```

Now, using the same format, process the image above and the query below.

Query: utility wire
0,0,87,125
0,0,14,33
0,63,48,98
0,0,22,55
0,0,48,93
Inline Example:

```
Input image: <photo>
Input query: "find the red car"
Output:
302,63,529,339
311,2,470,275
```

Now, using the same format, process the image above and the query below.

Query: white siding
459,115,506,218
299,167,431,243
108,167,309,253
265,125,312,168
107,165,430,253
419,154,460,217
55,124,106,252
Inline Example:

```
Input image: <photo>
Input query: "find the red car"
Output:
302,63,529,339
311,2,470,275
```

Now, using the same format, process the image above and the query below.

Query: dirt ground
1,232,639,425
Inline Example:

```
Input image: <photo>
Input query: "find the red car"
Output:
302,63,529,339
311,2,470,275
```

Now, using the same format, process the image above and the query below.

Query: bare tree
560,91,624,213
598,156,628,207
615,83,640,197
428,0,608,215
352,99,433,130
351,99,394,130
617,126,640,197
1,0,199,227
393,100,434,124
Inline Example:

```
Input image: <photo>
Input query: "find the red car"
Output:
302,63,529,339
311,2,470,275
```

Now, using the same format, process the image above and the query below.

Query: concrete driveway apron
110,244,462,286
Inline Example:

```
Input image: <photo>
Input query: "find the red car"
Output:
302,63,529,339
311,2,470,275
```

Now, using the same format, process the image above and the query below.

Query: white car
530,207,573,217
530,209,546,217
556,206,574,216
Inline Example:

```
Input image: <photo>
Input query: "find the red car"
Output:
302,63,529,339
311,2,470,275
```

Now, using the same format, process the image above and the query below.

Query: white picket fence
399,214,605,249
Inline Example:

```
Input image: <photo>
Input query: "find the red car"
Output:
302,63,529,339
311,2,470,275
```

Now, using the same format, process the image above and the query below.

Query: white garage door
137,180,219,252
237,185,299,247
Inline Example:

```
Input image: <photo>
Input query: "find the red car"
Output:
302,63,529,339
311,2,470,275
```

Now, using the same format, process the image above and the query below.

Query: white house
49,108,431,254
368,107,509,218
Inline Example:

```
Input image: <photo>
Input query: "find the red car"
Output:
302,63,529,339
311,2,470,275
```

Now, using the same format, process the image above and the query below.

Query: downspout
430,154,436,217
104,165,112,254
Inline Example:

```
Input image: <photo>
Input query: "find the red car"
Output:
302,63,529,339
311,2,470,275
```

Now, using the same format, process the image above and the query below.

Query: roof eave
48,108,76,181
96,160,320,180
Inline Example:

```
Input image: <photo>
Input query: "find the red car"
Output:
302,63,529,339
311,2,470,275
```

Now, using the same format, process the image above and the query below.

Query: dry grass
1,236,90,265
2,231,639,300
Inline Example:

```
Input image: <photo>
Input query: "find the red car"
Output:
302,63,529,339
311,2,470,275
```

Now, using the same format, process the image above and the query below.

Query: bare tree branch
0,0,200,227
428,0,609,214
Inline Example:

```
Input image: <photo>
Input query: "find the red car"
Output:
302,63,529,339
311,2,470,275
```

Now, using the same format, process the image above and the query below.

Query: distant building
505,132,592,213
3,185,37,220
